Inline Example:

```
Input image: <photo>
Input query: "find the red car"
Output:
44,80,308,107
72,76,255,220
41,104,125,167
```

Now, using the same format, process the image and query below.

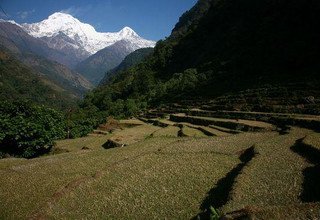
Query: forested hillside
82,0,320,116
0,48,76,109
100,47,154,85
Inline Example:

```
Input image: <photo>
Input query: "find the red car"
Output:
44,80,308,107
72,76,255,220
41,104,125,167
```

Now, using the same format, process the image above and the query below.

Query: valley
1,0,320,219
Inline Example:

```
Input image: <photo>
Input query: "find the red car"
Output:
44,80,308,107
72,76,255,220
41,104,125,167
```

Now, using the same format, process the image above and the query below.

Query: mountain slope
0,21,86,68
0,48,76,109
0,22,93,98
166,0,320,89
76,40,150,85
100,47,154,85
83,0,320,114
170,0,212,40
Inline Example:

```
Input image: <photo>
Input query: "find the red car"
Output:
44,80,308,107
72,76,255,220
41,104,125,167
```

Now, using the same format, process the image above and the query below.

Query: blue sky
0,0,197,41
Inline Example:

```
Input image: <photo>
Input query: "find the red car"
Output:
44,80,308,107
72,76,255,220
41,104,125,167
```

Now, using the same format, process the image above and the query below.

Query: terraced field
0,111,320,219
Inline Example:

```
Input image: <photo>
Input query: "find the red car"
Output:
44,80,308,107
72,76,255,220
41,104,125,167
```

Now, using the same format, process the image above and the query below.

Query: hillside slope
0,22,93,99
0,22,82,68
0,48,76,108
100,47,154,85
76,40,153,85
84,0,320,114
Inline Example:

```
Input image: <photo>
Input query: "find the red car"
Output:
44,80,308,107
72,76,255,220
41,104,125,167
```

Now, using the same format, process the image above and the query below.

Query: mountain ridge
0,22,93,100
75,39,146,85
20,12,156,55
83,0,320,115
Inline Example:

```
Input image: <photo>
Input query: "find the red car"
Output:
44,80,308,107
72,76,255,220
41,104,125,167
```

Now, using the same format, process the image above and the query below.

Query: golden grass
178,122,231,136
44,152,238,219
172,114,274,129
119,118,146,126
182,125,208,137
152,125,179,137
54,134,112,152
0,121,318,219
222,127,315,213
303,132,320,150
109,124,160,145
248,202,320,219
0,136,239,219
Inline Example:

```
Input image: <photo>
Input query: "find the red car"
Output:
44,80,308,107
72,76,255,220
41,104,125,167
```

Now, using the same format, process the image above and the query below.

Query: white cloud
17,9,35,20
60,5,92,16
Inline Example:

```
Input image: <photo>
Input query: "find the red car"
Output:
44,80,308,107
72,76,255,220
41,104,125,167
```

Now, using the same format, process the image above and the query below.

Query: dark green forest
82,0,320,115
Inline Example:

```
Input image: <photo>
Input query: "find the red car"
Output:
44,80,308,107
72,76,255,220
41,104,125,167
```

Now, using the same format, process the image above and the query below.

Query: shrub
67,106,107,139
0,101,66,158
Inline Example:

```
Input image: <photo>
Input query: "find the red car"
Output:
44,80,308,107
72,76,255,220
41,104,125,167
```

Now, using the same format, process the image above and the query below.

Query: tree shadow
291,138,320,202
193,147,256,219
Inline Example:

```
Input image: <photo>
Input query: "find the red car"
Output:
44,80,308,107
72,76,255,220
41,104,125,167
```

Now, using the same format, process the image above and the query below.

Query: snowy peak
20,12,155,54
22,12,97,38
48,12,75,20
118,27,138,37
0,19,22,27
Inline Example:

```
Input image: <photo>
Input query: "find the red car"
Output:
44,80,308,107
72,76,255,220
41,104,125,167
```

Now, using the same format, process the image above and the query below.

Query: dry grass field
0,114,319,219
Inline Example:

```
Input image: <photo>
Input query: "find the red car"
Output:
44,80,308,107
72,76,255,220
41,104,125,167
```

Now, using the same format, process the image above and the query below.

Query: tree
0,101,66,158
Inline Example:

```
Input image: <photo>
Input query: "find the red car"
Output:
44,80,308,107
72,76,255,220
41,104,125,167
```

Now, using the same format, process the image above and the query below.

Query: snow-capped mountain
21,12,156,55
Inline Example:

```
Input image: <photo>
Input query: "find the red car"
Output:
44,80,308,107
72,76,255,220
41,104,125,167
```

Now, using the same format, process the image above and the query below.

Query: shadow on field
193,147,256,219
291,138,320,202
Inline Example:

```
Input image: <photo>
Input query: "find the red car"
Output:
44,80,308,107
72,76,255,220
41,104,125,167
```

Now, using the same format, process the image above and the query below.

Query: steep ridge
76,40,151,85
84,0,320,114
0,48,77,108
100,47,154,85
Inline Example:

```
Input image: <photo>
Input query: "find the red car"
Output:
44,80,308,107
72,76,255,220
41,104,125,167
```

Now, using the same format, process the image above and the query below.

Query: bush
0,101,66,158
67,106,107,138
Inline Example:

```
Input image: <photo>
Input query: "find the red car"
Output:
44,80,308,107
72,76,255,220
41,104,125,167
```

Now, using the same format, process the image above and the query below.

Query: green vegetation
101,47,154,85
0,49,77,109
80,0,320,120
0,100,106,158
0,101,65,158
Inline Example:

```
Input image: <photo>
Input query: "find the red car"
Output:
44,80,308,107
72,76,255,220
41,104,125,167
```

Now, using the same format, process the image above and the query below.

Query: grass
208,125,241,134
0,115,319,219
247,203,320,219
222,127,315,213
181,125,208,137
54,134,112,152
44,152,238,219
178,122,232,136
108,124,160,145
303,132,320,150
170,114,274,131
0,136,239,219
152,125,180,137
